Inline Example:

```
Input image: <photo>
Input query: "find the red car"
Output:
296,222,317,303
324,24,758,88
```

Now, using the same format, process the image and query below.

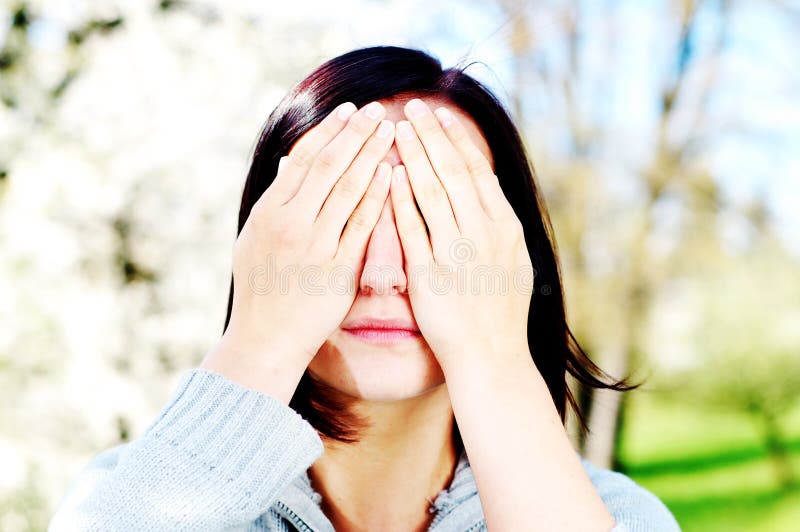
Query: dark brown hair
223,45,642,448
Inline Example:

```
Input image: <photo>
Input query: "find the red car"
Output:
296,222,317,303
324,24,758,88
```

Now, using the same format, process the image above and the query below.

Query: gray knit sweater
49,369,681,531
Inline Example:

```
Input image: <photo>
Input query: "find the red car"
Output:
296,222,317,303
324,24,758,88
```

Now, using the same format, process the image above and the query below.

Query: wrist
200,332,311,405
439,337,533,380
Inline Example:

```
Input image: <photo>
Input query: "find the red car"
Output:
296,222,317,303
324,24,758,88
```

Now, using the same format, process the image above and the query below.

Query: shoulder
579,456,681,532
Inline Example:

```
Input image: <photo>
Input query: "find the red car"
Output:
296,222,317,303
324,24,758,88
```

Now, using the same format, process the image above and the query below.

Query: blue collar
273,447,485,531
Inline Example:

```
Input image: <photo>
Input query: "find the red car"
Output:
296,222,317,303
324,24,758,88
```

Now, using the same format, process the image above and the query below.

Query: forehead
378,96,495,170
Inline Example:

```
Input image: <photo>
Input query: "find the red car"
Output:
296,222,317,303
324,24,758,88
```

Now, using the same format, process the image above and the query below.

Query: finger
389,165,433,268
314,119,395,243
394,120,461,251
290,101,387,220
403,98,485,233
432,106,516,222
264,101,358,206
336,162,392,265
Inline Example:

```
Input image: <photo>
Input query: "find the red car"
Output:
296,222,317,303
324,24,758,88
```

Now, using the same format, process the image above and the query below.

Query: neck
307,383,459,532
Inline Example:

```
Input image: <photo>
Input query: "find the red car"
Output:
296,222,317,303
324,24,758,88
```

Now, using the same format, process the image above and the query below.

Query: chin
307,332,445,401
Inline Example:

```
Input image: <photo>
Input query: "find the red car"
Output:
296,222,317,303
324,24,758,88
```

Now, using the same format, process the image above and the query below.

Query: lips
341,317,421,345
341,317,420,331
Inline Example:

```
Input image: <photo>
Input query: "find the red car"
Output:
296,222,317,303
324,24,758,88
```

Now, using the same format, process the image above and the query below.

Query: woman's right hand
201,101,395,402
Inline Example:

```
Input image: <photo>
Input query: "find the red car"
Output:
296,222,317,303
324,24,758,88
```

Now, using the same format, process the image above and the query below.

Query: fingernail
337,102,357,120
406,98,427,118
393,165,406,183
376,120,394,139
434,107,454,128
396,121,414,140
365,101,384,120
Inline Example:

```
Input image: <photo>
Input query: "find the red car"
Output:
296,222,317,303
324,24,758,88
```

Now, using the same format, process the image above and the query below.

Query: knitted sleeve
579,457,681,532
48,368,324,532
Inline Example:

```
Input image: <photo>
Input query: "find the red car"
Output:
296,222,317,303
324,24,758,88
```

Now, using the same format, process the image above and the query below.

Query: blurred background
1,0,798,530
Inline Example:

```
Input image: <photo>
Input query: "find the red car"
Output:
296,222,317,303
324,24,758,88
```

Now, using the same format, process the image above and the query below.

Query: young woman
49,46,680,531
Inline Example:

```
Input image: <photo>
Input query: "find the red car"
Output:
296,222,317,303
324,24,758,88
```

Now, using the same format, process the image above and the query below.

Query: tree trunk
760,409,796,489
582,345,629,469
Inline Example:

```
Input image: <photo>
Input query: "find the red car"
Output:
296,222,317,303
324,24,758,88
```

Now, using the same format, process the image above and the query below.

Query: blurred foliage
1,0,798,530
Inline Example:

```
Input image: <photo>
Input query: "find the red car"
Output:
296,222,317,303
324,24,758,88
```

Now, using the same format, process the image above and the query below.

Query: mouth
341,317,422,345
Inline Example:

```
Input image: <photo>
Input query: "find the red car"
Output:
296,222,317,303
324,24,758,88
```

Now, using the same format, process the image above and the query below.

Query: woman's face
307,96,494,401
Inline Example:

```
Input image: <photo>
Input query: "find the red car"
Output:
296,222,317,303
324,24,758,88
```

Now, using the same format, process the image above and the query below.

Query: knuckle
441,159,467,179
445,182,467,201
274,223,302,247
421,181,444,203
347,210,370,232
267,214,303,245
396,217,420,236
320,117,344,138
502,216,525,241
289,144,314,168
310,237,338,262
336,175,362,200
468,157,493,176
274,230,297,248
346,114,376,138
315,146,338,171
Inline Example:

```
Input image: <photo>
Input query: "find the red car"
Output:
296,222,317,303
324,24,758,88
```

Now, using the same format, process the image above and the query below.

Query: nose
381,142,402,167
359,186,408,296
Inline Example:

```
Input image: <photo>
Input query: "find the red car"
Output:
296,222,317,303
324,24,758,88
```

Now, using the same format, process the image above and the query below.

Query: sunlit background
1,1,799,530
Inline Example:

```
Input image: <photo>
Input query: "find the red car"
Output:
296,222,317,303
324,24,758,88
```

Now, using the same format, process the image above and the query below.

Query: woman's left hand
391,100,617,531
389,98,534,375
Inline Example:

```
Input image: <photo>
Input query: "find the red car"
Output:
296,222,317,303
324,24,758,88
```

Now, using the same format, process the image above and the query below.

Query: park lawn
618,391,800,532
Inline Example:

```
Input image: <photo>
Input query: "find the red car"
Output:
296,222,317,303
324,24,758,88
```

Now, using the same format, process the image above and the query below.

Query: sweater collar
273,447,485,531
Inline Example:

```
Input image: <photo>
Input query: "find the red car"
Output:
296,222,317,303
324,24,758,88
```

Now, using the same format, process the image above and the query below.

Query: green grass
664,486,800,532
617,392,800,532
